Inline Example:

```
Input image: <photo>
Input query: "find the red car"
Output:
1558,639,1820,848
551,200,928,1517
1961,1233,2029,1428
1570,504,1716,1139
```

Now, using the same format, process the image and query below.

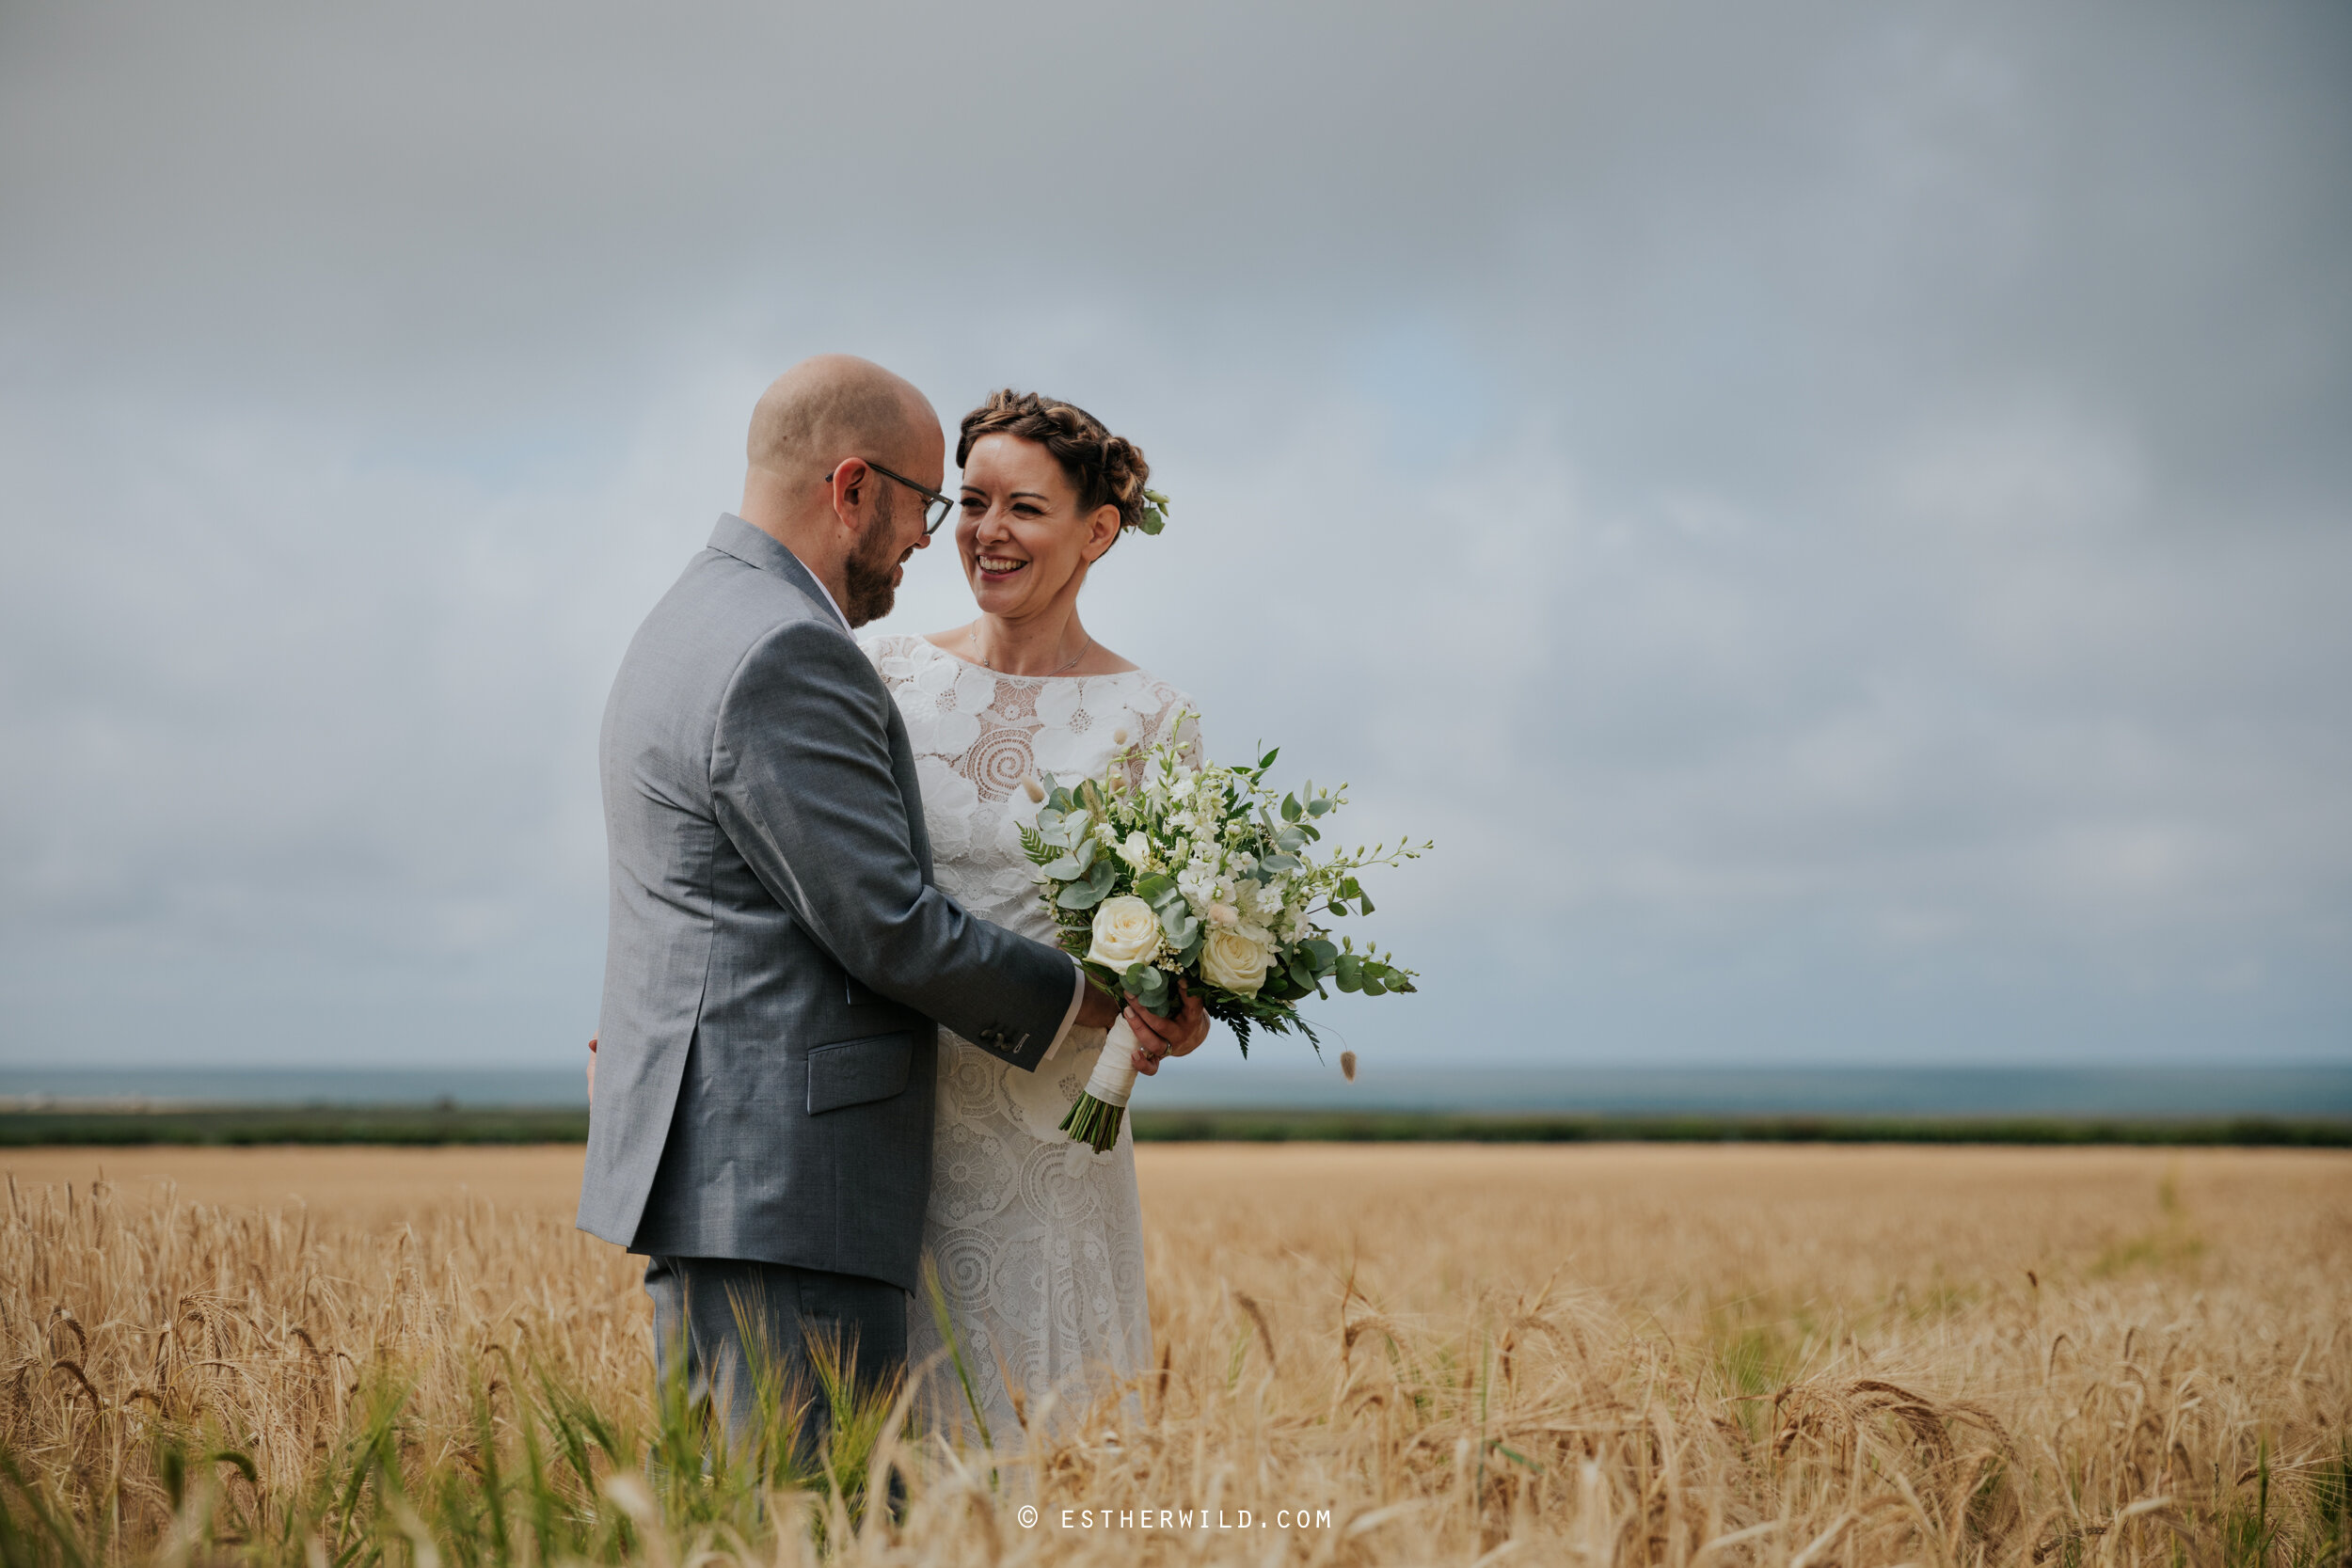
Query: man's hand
586,1037,596,1104
1130,984,1210,1076
1075,984,1122,1031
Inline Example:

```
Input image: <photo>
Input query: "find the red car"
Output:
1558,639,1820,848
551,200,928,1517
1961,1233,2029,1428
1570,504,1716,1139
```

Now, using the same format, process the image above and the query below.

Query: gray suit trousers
645,1255,906,1463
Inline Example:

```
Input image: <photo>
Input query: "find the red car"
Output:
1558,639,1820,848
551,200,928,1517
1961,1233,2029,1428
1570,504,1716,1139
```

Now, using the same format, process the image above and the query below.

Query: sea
3,1063,2348,1118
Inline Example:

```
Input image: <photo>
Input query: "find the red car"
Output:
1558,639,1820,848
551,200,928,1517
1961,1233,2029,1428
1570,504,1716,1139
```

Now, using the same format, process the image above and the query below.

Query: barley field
3,1143,2347,1566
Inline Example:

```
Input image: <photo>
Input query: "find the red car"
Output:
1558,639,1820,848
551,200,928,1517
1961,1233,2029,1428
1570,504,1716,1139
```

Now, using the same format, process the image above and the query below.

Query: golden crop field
3,1142,2348,1567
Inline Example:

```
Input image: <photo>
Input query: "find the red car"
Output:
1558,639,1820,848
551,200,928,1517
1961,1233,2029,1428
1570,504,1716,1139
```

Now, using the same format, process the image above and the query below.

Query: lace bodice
864,632,1200,1450
871,635,1198,942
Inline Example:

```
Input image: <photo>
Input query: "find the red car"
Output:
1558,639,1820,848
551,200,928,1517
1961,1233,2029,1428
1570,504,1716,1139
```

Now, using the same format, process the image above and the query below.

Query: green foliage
1136,488,1170,535
1019,722,1429,1069
2289,1440,2352,1568
2220,1441,2279,1568
0,1335,910,1568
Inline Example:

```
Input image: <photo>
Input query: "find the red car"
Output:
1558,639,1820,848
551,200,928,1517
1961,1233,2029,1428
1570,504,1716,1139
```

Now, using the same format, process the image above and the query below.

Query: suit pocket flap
806,1032,914,1115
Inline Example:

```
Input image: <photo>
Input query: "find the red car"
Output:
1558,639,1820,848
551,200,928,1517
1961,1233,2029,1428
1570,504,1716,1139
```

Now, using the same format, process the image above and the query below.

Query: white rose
1086,895,1161,968
1119,831,1154,871
1200,927,1275,994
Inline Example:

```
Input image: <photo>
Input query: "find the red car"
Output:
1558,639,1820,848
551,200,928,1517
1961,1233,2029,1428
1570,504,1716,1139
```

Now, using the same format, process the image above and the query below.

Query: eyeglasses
821,459,956,537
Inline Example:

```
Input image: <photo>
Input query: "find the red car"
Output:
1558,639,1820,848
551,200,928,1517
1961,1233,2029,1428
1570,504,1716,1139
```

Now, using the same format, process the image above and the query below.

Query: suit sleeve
709,618,1076,1069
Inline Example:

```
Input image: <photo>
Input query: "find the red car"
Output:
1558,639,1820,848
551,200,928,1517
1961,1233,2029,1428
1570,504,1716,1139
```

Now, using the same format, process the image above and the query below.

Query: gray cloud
2,1,2346,1067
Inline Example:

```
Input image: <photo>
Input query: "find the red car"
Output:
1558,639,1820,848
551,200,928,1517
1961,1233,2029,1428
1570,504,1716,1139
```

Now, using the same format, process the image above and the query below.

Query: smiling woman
853,387,1211,1448
942,388,1164,679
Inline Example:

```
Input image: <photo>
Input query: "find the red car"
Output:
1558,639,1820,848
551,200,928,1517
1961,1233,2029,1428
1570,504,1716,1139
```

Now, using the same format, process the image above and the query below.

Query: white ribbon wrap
1080,1015,1144,1109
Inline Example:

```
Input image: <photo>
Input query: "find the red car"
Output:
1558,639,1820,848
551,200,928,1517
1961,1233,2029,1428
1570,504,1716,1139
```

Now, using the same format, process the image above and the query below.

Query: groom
578,355,1198,1449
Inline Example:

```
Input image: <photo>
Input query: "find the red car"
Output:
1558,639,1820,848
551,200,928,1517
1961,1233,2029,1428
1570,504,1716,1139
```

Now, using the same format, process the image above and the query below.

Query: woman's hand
1129,983,1210,1076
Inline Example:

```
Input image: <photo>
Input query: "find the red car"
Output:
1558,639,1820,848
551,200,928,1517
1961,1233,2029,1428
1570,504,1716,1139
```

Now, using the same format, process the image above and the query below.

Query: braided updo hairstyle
957,390,1153,539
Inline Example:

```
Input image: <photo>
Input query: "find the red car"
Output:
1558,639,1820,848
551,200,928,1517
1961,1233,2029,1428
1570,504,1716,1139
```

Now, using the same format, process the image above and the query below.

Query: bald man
578,356,1126,1455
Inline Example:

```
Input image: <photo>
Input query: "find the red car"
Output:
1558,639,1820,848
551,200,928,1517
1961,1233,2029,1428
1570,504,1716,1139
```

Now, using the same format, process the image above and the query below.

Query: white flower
950,664,995,714
1093,821,1118,847
1200,926,1275,994
1206,901,1240,928
1086,895,1161,968
1118,831,1154,871
1033,679,1084,727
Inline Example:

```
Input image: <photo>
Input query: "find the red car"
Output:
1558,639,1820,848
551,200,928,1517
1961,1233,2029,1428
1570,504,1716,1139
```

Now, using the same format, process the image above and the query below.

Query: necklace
970,624,1091,676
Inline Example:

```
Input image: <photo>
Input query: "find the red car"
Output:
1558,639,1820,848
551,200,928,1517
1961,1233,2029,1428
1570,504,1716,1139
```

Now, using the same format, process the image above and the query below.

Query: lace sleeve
1170,703,1206,770
1131,677,1206,770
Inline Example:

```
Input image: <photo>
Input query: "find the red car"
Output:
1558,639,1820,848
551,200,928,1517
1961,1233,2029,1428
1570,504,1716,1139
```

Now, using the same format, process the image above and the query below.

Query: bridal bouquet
1023,720,1424,1150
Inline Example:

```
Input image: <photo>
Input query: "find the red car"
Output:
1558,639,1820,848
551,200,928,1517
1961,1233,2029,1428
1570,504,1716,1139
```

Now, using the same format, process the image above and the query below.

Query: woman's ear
1080,501,1123,563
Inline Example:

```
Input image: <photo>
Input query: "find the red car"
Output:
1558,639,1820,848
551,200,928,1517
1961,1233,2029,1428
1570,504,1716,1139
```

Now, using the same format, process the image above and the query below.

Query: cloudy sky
3,1,2347,1071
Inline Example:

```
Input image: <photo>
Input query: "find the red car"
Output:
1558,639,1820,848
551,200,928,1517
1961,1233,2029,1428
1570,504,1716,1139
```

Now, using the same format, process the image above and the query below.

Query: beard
840,487,901,627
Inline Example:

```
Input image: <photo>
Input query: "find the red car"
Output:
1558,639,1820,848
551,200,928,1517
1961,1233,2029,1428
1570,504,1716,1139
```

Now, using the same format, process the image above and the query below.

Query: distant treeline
2,1105,2349,1148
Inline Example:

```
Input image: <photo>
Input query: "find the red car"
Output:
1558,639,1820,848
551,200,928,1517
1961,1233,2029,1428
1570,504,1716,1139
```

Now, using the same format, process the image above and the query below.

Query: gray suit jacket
577,515,1077,1291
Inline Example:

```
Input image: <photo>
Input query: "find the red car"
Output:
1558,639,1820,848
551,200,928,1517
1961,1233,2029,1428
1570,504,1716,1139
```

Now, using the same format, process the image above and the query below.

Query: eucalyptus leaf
1041,855,1086,879
1057,881,1107,911
1265,971,1310,1003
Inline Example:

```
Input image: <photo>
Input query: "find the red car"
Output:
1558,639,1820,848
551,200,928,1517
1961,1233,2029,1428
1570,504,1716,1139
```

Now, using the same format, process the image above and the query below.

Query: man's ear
828,457,871,523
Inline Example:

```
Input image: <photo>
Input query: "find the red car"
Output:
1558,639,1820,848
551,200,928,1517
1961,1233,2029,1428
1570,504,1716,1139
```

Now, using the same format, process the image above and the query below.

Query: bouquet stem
1060,1014,1142,1153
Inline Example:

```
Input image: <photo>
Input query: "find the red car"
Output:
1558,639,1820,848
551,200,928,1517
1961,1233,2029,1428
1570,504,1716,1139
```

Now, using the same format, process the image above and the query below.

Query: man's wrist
1075,985,1120,1030
1045,958,1106,1057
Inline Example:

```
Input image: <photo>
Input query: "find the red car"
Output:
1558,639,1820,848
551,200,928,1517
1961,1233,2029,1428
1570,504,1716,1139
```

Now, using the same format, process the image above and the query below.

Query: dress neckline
907,632,1146,684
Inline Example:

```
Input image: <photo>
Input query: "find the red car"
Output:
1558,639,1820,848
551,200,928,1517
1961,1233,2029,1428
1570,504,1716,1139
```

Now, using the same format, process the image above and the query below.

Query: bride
863,389,1207,1449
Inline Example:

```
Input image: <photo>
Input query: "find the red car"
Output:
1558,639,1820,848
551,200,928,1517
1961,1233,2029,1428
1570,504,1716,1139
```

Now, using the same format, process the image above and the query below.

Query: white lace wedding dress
863,632,1201,1450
